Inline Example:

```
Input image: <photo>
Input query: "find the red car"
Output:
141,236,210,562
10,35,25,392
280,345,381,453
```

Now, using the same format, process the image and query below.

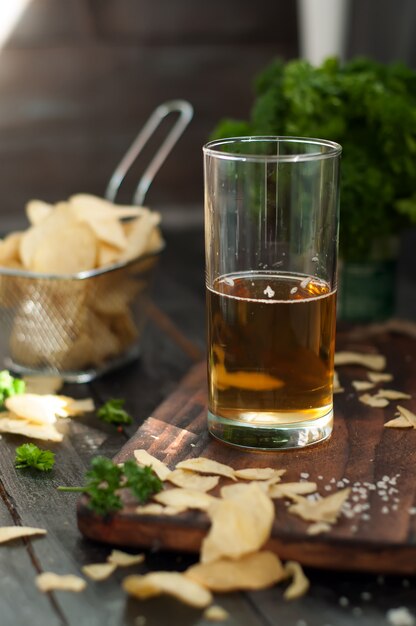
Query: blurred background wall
0,0,415,226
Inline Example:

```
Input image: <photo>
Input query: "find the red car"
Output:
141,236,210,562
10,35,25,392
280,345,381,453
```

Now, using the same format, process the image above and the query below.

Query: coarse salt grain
339,596,349,607
386,607,415,626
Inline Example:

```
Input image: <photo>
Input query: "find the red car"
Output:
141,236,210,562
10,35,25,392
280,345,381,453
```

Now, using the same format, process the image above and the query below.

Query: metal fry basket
0,100,193,382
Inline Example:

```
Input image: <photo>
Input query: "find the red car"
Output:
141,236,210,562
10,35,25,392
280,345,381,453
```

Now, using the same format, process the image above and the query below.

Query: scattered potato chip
0,415,63,441
269,482,318,500
375,389,412,400
203,605,230,622
352,380,375,391
201,483,274,563
107,550,145,567
384,415,412,429
289,488,350,524
135,503,186,516
0,526,46,544
60,397,95,416
154,488,216,512
334,351,386,371
186,551,285,592
333,370,344,394
123,572,213,608
166,469,220,492
283,561,310,600
23,376,63,395
5,394,66,424
82,562,117,581
396,405,416,428
358,394,389,408
36,572,86,593
176,457,236,481
368,372,393,383
233,467,285,481
306,522,332,535
133,449,171,480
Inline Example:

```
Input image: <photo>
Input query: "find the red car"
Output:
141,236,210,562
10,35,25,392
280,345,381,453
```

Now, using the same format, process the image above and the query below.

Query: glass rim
203,136,342,162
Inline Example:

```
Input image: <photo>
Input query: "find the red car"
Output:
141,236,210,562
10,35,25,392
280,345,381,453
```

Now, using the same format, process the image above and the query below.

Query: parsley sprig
97,399,133,426
15,443,55,471
0,370,25,409
58,456,162,515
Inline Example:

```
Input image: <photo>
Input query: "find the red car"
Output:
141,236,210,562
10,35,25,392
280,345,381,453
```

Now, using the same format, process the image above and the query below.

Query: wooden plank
88,0,297,45
0,44,283,215
0,494,62,625
78,332,416,575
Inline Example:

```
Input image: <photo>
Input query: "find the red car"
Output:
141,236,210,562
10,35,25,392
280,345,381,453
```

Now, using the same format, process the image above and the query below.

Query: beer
207,272,336,426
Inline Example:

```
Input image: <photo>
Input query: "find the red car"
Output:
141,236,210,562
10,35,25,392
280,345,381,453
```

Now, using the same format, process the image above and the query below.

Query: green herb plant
15,443,55,471
212,57,416,261
97,399,133,427
58,456,163,516
0,370,25,409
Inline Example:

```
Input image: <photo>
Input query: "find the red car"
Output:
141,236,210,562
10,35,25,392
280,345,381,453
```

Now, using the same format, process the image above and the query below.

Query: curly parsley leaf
0,370,25,410
58,456,162,516
15,443,55,471
97,399,133,426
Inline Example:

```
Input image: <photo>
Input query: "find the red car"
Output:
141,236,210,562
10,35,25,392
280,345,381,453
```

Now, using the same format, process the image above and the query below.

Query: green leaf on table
97,399,133,426
58,456,162,516
15,443,55,471
0,370,25,409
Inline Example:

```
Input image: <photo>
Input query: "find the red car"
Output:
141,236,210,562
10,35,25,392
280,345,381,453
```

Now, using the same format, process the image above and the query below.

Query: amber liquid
207,272,336,426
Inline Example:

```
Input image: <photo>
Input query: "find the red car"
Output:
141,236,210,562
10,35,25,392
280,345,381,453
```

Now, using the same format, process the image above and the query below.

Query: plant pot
337,258,397,322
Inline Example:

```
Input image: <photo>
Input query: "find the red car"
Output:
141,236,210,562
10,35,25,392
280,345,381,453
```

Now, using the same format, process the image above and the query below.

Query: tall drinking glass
203,137,342,450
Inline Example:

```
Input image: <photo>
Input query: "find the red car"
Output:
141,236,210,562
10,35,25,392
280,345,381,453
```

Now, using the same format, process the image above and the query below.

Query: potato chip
306,522,332,535
154,488,216,512
0,232,23,266
203,605,230,621
82,563,116,581
123,572,212,608
0,526,46,544
69,194,144,220
0,415,63,441
201,483,274,563
30,221,97,274
234,467,285,481
23,376,63,395
144,226,164,255
133,449,171,480
396,405,416,428
288,488,350,524
119,212,161,262
368,372,393,383
166,469,219,492
186,551,285,592
59,397,95,416
358,394,389,408
26,199,53,226
375,389,412,400
176,457,236,481
352,380,375,391
36,572,86,593
135,503,186,516
283,561,310,600
19,202,77,269
333,370,344,394
5,393,67,424
334,351,386,371
384,415,412,429
269,481,318,500
107,550,145,567
97,242,122,267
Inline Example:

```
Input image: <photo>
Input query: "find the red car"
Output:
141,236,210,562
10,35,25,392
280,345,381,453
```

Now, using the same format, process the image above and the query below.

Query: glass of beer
203,137,342,449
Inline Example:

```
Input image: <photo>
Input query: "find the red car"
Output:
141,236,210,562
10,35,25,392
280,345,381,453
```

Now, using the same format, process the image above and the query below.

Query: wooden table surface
0,223,415,626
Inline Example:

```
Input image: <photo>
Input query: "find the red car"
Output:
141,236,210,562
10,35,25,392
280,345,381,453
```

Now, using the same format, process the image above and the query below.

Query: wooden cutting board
77,331,416,574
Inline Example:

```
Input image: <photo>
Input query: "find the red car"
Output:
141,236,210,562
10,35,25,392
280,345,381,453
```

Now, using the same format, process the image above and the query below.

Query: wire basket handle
105,99,193,206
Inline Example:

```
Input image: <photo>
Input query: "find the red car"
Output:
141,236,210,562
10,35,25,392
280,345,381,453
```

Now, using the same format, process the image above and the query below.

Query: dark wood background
1,0,416,219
